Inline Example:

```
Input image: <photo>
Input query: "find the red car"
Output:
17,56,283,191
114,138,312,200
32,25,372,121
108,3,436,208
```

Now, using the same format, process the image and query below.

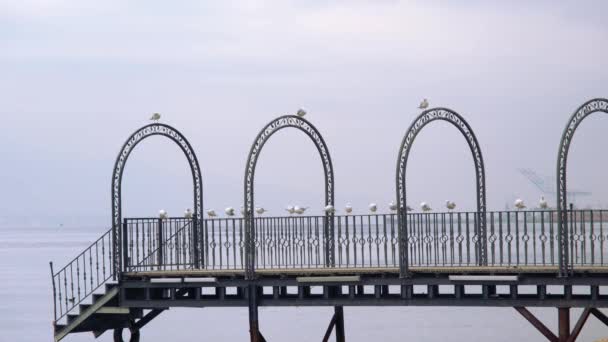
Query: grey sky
1,1,607,226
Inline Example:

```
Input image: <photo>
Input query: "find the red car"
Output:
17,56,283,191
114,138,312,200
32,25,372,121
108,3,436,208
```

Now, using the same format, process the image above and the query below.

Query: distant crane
517,168,591,206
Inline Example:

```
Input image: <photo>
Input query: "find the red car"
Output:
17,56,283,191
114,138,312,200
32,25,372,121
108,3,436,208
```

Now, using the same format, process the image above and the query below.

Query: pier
50,98,608,342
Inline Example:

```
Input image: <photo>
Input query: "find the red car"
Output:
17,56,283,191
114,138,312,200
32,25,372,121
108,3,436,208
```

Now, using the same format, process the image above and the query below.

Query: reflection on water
2,226,607,342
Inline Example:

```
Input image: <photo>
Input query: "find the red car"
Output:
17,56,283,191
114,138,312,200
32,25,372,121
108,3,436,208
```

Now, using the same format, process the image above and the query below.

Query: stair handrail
50,227,114,324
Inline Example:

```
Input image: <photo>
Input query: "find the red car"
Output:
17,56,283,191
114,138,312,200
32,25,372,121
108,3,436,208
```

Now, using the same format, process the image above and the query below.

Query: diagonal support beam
567,308,591,342
515,307,558,342
322,313,337,342
591,308,608,327
134,309,165,330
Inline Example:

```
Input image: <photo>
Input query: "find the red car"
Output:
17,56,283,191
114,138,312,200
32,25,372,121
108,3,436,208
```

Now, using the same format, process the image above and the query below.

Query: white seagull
159,209,168,219
369,203,378,213
294,206,308,215
514,199,526,210
240,206,246,216
184,208,193,219
539,196,548,210
389,201,398,212
324,204,335,214
418,99,429,110
255,207,267,215
345,203,353,215
150,113,161,121
406,205,414,212
225,207,235,216
446,200,456,211
207,209,217,218
296,109,306,117
421,202,432,212
285,205,295,215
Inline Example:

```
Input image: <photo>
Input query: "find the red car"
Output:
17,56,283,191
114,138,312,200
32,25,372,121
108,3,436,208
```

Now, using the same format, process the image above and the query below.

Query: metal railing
49,228,114,323
50,209,608,322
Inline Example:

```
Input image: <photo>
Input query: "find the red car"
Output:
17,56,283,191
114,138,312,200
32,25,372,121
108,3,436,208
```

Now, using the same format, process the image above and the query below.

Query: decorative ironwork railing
49,228,114,324
50,209,608,322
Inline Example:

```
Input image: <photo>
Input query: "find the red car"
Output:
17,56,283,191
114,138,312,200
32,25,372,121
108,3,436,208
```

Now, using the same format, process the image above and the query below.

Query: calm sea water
1,226,607,342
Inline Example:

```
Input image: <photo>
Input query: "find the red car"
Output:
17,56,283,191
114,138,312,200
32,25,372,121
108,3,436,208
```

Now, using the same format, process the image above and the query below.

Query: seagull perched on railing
369,203,378,213
406,205,413,212
418,99,429,110
446,200,456,211
225,207,235,216
296,109,307,117
389,201,398,212
421,202,432,212
286,205,295,215
256,207,267,215
345,203,353,215
150,113,161,121
539,196,548,210
294,206,308,215
159,210,168,219
324,204,335,214
207,209,217,218
184,208,193,219
514,199,526,210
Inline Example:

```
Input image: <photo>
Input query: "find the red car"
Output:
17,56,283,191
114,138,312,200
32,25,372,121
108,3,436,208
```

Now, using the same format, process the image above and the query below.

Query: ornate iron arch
556,98,608,276
111,123,203,275
395,108,487,277
243,115,335,279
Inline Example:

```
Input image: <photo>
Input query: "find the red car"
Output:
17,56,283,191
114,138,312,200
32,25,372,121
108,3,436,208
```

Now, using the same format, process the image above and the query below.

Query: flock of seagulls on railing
153,196,552,218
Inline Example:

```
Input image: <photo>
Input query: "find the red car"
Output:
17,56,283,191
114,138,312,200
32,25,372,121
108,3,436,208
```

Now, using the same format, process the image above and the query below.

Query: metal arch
556,98,608,276
243,115,335,279
395,108,487,277
111,123,204,276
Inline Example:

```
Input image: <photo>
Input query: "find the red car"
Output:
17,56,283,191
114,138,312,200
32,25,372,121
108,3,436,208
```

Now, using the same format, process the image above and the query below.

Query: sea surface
2,225,607,342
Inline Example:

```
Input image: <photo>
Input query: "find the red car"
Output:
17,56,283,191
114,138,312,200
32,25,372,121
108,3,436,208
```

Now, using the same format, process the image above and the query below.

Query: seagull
294,206,308,215
420,202,432,212
184,208,193,219
418,99,429,110
240,206,246,216
514,199,526,210
345,203,353,215
446,200,456,211
296,109,306,117
255,207,267,215
159,209,168,219
207,209,217,218
406,205,413,212
369,203,378,213
324,204,335,214
150,113,161,121
389,201,398,212
286,205,295,215
225,207,235,216
539,196,548,210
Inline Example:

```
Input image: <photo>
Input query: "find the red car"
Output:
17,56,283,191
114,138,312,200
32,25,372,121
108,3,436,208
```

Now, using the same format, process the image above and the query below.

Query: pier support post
248,284,265,342
323,306,345,342
558,307,570,342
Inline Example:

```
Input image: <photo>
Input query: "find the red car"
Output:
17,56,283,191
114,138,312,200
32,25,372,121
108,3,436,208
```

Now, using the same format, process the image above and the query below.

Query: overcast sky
1,1,607,226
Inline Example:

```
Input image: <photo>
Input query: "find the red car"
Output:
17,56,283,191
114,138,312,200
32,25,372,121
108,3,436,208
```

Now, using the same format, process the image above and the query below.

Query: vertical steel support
334,306,345,342
558,308,570,342
122,220,129,274
248,284,261,342
49,261,57,324
157,218,163,270
192,218,200,268
397,207,409,277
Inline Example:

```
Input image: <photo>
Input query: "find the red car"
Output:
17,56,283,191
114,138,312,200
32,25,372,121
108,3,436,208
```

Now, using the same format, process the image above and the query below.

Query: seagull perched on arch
418,99,429,110
150,113,161,122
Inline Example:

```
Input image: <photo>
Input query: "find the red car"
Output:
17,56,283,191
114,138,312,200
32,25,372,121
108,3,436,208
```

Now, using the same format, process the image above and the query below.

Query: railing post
192,218,200,269
398,207,410,277
157,218,164,270
324,213,336,267
122,219,129,274
49,261,57,324
244,213,253,280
